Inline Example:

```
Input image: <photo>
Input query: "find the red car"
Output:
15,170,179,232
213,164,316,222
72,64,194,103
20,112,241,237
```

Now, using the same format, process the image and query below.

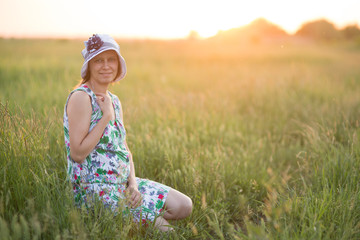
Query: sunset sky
0,0,359,39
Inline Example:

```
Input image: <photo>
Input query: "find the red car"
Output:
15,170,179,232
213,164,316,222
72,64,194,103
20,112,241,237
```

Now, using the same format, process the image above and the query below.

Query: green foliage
341,25,360,40
295,19,360,42
296,19,341,40
0,38,360,239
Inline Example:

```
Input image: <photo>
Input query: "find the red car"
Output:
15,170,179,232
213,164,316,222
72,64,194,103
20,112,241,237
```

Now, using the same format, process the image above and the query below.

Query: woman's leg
153,189,192,231
163,189,193,220
154,216,173,232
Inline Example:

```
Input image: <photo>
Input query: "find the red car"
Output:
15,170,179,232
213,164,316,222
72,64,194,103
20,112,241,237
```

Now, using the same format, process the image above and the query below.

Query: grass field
0,37,360,239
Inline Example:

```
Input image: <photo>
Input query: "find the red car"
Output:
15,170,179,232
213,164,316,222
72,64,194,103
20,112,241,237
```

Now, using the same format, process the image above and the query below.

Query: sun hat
81,34,127,82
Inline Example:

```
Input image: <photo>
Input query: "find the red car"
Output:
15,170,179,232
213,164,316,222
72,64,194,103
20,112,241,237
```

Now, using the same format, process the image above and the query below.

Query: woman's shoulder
64,85,95,119
72,84,93,95
68,85,94,101
67,90,91,108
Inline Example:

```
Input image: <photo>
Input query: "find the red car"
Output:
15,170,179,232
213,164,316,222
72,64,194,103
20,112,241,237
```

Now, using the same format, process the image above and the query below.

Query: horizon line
1,17,358,41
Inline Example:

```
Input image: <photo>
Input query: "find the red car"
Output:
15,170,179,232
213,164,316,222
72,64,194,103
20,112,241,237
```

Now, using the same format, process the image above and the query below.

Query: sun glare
0,0,359,39
178,1,261,38
178,0,360,38
156,0,310,38
186,1,324,38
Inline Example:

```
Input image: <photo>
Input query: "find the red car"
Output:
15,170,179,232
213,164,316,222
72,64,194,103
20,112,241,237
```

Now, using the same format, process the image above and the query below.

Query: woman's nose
103,60,110,68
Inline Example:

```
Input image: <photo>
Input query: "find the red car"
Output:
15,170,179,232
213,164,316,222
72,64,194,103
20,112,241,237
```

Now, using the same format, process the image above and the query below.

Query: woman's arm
125,141,137,187
119,99,137,186
119,99,142,208
124,140,142,208
67,91,113,163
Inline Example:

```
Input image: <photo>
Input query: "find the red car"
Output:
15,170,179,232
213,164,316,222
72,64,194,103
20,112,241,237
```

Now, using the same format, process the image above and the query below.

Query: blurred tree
341,25,360,40
247,18,288,38
295,19,341,41
187,30,201,40
210,18,288,44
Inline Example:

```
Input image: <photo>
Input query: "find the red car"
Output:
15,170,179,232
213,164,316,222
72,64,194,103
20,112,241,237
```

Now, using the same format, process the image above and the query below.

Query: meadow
0,37,359,239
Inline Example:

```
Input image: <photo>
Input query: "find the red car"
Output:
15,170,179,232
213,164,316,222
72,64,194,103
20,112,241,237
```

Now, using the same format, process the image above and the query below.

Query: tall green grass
0,38,359,239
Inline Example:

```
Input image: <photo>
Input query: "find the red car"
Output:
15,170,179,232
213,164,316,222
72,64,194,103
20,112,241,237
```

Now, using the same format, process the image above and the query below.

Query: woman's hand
125,183,143,208
95,93,114,121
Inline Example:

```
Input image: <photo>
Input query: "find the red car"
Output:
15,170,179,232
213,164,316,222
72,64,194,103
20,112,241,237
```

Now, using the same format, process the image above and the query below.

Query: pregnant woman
63,34,192,231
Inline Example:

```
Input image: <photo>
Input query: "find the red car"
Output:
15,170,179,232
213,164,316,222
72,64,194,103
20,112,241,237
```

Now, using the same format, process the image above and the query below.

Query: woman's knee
165,189,193,218
175,194,192,218
182,195,193,217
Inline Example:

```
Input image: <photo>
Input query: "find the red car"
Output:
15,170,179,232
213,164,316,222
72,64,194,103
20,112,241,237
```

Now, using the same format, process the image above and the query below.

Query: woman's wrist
127,177,137,187
101,112,112,122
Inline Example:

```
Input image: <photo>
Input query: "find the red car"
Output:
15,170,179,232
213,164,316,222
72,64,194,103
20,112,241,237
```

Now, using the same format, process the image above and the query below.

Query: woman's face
88,50,119,84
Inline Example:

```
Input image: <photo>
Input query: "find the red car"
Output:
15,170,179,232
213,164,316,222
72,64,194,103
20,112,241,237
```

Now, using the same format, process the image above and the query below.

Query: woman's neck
86,80,108,94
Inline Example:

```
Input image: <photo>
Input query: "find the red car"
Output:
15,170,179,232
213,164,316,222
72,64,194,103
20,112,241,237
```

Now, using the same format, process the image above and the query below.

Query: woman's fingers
126,187,142,208
95,92,106,97
131,190,138,201
132,194,142,208
95,93,105,100
94,93,114,120
96,93,112,104
131,189,140,205
132,191,140,202
96,94,108,102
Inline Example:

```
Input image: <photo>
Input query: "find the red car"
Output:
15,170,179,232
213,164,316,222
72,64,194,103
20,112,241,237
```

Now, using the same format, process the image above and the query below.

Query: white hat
81,34,126,82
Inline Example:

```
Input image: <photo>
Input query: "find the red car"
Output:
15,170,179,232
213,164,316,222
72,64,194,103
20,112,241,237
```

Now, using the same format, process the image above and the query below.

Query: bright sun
144,0,306,39
0,0,358,39
150,0,341,38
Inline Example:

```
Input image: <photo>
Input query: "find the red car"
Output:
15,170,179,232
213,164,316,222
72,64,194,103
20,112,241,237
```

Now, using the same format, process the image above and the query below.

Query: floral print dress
63,85,170,223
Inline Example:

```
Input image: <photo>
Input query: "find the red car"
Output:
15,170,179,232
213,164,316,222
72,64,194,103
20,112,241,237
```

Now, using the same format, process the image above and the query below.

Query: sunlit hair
74,56,121,89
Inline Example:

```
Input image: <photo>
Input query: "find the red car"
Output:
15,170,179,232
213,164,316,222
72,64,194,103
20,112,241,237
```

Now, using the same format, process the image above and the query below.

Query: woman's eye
95,59,103,63
109,57,116,62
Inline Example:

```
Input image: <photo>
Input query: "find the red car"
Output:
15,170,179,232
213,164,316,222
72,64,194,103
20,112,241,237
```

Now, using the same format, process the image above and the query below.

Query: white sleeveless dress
63,84,170,223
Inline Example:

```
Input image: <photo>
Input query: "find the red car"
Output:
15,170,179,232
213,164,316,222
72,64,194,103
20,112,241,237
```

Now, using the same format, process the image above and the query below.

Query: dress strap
73,84,97,106
108,91,124,123
64,84,101,124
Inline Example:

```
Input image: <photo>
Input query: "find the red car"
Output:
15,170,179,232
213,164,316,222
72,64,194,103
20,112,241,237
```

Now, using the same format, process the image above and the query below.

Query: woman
63,34,192,231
